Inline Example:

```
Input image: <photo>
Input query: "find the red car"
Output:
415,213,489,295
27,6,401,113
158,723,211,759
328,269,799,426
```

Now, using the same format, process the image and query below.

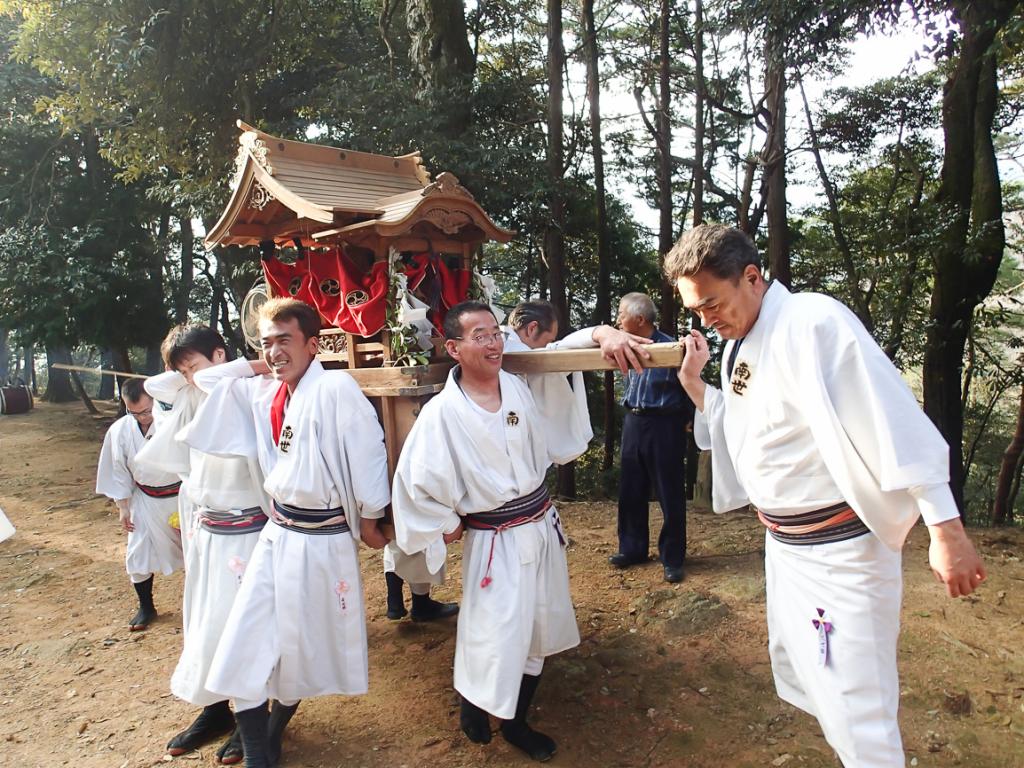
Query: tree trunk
98,349,116,399
763,24,789,287
406,0,476,138
656,0,676,332
23,342,36,393
177,215,194,324
546,0,573,499
692,0,705,229
992,381,1024,525
44,347,76,402
581,0,615,471
0,327,8,383
923,0,1014,513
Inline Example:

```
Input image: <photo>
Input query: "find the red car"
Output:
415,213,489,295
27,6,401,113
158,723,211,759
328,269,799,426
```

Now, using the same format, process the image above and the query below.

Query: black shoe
501,720,557,762
460,696,492,744
234,702,272,768
608,552,648,569
167,701,235,755
215,727,243,765
500,673,556,762
130,575,157,630
385,571,407,621
411,594,459,622
267,700,300,765
664,565,685,583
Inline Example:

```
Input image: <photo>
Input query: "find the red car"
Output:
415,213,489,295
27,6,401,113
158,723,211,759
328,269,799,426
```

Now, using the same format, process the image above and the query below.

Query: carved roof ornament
423,171,474,200
240,132,274,176
248,181,274,211
422,206,473,235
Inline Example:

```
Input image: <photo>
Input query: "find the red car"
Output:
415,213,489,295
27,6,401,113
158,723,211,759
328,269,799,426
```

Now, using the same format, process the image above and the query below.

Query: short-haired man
391,301,648,762
138,325,271,764
184,298,391,768
609,292,694,583
671,223,986,766
384,299,652,621
96,378,184,631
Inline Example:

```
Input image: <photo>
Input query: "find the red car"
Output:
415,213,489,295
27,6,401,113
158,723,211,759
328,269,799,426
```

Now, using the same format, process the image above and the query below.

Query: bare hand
927,518,986,598
443,522,464,544
118,506,134,533
593,325,652,374
250,359,272,376
678,330,710,382
359,518,389,550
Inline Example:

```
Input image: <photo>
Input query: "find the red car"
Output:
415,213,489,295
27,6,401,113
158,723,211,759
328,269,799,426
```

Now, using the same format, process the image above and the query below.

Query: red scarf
270,381,289,445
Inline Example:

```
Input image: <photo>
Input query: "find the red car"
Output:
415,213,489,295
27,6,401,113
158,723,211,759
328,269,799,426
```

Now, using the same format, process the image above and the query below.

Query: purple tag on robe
812,608,833,667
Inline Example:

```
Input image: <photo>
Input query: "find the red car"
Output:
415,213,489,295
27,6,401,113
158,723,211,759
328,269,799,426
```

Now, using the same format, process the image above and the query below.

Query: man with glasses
392,300,647,762
96,378,184,631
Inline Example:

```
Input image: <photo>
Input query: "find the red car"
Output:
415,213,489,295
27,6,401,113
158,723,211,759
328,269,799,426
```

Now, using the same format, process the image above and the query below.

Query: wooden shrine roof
204,121,514,249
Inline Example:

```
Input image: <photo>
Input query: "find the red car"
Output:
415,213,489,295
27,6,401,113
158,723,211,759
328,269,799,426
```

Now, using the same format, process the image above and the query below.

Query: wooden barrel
0,386,33,415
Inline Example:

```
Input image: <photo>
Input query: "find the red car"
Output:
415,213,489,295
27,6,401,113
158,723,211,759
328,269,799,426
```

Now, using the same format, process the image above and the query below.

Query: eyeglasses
127,408,153,419
454,332,505,347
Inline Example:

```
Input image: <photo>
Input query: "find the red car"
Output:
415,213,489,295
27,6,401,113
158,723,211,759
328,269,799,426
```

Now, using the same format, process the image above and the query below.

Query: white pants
765,531,904,767
125,491,183,579
454,506,578,719
171,520,262,706
205,521,368,706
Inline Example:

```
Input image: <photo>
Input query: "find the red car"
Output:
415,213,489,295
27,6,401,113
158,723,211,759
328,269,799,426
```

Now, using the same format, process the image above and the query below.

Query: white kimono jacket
184,358,389,704
141,369,270,706
695,281,958,545
96,415,184,579
694,282,958,766
392,368,587,719
383,326,597,584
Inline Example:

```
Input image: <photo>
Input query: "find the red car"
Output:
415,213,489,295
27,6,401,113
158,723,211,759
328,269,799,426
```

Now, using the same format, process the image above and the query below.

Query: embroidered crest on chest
506,411,519,427
730,361,752,396
279,425,294,453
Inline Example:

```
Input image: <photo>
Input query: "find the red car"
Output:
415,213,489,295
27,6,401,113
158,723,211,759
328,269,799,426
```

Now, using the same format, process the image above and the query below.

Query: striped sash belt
465,484,555,588
757,502,869,546
198,506,268,535
135,480,182,499
271,500,349,535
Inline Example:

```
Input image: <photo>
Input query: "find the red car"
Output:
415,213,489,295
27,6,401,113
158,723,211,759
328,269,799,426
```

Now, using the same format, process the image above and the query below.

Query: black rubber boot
267,699,300,765
234,701,272,768
460,696,492,744
385,571,408,620
410,592,459,622
129,575,157,631
166,700,235,755
215,726,244,765
500,674,556,762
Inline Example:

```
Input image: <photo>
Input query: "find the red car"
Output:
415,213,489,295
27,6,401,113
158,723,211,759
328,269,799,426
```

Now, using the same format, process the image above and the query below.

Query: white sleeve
144,370,187,404
392,419,462,575
694,387,750,513
551,326,599,350
95,424,133,501
193,357,261,394
181,377,259,460
909,484,960,526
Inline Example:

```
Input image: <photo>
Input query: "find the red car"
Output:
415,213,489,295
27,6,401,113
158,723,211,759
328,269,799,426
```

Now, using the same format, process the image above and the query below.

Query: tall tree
923,0,1018,511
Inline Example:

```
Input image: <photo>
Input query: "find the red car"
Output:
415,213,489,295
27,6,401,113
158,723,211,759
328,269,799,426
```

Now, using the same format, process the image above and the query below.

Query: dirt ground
0,401,1022,768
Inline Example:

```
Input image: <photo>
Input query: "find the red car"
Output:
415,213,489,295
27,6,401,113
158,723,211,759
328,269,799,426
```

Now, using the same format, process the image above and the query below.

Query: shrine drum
0,386,33,415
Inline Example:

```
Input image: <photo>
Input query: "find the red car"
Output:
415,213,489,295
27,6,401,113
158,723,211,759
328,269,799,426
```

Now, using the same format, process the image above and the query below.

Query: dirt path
0,402,1022,768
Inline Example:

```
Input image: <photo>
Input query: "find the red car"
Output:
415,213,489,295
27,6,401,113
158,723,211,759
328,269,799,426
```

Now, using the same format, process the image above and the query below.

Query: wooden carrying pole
51,363,148,379
500,342,683,375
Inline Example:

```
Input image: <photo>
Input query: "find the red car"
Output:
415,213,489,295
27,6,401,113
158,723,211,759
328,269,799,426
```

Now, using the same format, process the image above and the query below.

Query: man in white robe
383,298,648,620
95,378,184,631
669,224,986,767
184,298,390,768
392,300,653,762
138,325,270,765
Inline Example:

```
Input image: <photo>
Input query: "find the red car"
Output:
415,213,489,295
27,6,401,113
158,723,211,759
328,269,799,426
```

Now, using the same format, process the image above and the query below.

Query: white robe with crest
96,415,184,579
694,282,959,767
185,359,390,705
141,369,271,706
392,368,586,719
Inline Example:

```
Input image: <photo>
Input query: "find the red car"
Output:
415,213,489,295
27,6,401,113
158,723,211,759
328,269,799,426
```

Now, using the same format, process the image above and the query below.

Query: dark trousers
617,411,687,568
